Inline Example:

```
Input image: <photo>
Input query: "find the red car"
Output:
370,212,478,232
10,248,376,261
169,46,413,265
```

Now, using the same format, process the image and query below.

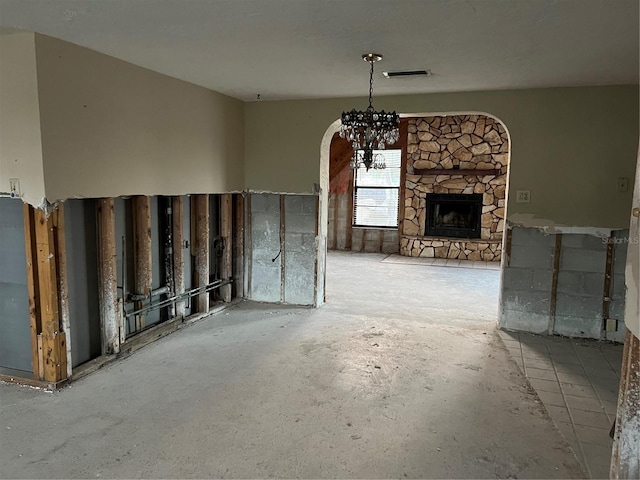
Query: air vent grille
382,69,431,78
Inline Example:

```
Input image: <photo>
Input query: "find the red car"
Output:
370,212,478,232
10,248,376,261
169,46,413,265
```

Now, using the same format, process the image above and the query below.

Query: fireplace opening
425,193,482,238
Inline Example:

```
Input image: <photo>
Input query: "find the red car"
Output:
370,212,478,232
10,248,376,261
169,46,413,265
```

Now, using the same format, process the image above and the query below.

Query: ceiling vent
382,69,432,78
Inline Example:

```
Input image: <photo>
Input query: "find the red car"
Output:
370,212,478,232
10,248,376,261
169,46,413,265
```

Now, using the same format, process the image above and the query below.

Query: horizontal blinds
353,149,401,227
354,188,399,227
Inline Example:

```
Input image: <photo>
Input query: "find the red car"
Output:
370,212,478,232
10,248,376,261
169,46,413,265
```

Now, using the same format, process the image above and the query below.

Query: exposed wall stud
602,232,615,338
22,204,41,380
221,194,233,302
172,196,185,318
53,207,72,376
548,233,563,335
194,194,210,313
132,195,152,330
233,194,245,299
97,198,119,354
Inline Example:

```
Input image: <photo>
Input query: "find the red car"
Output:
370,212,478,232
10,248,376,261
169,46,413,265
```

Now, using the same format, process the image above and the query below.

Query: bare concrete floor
1,251,586,479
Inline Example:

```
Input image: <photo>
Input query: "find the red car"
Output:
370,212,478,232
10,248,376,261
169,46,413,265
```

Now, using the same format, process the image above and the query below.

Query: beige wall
34,34,244,202
245,86,639,228
0,32,46,207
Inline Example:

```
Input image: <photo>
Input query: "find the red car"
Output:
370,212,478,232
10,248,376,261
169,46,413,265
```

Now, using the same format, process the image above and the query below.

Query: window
353,149,401,228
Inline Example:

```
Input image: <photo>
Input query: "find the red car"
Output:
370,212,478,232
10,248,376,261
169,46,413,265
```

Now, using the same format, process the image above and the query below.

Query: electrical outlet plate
605,318,618,332
516,190,530,203
617,177,629,193
9,178,20,198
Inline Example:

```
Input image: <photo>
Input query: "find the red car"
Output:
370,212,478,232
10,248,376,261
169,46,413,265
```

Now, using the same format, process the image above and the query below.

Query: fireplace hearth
425,193,482,239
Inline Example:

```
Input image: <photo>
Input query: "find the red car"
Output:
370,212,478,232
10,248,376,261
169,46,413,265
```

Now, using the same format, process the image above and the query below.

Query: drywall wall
0,32,46,207
34,34,245,202
244,86,638,228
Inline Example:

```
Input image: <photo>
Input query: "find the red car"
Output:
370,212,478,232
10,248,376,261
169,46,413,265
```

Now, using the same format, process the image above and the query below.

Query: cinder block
285,212,315,234
609,298,626,320
502,267,534,291
610,273,626,300
251,193,279,213
510,226,556,247
553,315,602,339
532,269,553,292
284,194,304,213
559,247,606,273
582,272,606,297
555,293,602,318
501,289,551,314
250,264,282,302
509,244,554,269
499,308,549,335
612,234,628,275
561,233,608,250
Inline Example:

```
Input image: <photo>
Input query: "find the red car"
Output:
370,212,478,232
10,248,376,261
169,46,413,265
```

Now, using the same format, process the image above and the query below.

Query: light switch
9,178,20,198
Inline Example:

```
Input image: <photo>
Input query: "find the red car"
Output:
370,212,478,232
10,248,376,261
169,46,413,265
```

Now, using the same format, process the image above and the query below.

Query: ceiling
0,0,638,102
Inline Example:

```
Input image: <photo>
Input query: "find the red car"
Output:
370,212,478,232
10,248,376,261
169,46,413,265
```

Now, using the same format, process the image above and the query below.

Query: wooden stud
548,233,563,335
221,194,233,302
172,196,185,318
504,227,513,266
602,233,615,334
22,204,40,379
97,198,119,354
246,194,252,297
52,206,72,377
33,207,64,382
193,194,210,313
132,195,152,330
233,194,245,299
611,328,640,479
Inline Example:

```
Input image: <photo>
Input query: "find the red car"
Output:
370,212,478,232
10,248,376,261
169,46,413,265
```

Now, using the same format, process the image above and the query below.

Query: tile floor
498,330,623,479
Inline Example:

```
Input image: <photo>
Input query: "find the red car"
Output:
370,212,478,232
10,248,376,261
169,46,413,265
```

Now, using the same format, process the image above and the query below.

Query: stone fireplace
401,114,509,262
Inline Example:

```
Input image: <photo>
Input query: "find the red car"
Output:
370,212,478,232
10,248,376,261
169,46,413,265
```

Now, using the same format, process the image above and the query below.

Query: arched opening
319,112,512,325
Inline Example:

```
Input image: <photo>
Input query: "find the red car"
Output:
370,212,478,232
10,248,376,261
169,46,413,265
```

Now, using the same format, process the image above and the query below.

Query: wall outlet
605,318,618,332
617,177,629,193
9,178,20,198
516,190,531,203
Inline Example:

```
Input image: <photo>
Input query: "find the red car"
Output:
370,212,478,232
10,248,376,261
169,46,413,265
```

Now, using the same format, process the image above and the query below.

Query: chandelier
340,53,399,170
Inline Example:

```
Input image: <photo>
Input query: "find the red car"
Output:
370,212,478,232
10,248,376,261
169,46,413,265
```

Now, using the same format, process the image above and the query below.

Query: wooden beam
172,196,185,318
611,328,640,479
194,194,210,313
22,204,40,380
97,198,119,354
132,196,152,330
221,194,233,302
548,233,563,335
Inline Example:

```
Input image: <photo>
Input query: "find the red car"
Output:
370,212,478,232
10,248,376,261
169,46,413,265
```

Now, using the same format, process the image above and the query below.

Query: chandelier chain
368,60,374,110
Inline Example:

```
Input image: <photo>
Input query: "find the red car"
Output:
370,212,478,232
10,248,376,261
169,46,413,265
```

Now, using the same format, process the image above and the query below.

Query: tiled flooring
382,254,501,270
498,330,623,479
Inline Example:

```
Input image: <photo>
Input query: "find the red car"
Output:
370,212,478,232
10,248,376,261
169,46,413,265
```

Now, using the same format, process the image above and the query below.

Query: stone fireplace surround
401,114,509,262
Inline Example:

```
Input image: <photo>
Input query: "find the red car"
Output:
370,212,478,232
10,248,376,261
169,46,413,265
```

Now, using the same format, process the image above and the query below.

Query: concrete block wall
328,193,399,254
499,225,628,341
249,193,318,306
284,195,317,305
250,194,282,302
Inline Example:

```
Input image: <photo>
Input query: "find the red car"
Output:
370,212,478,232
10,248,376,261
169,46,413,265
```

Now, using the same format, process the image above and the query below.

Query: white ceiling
0,0,638,102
